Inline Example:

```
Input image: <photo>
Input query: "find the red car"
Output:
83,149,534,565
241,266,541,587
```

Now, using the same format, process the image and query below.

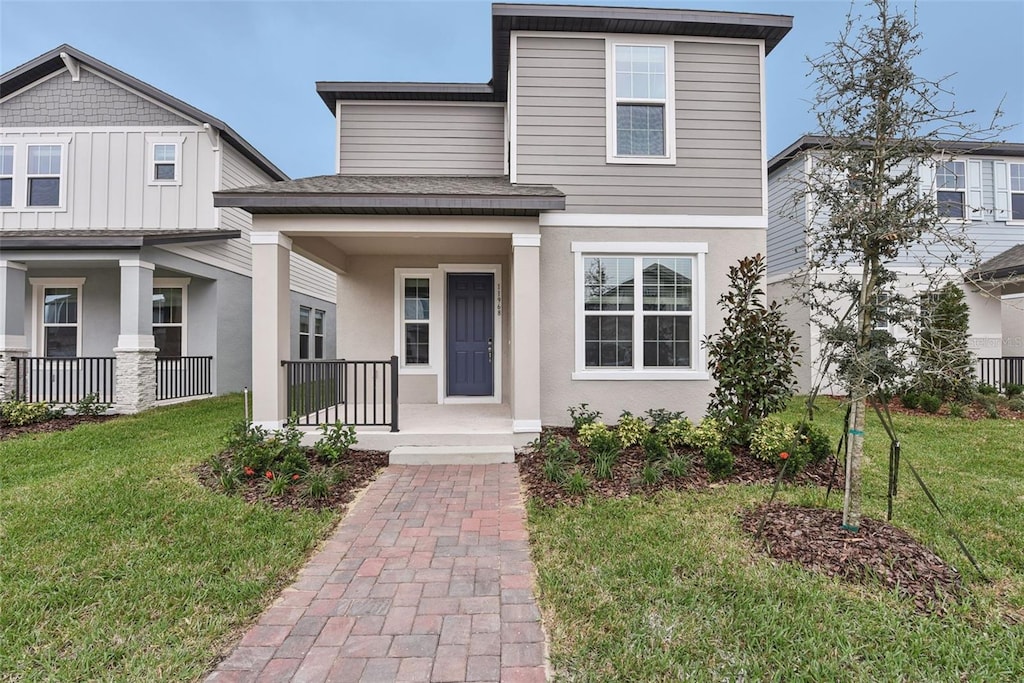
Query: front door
447,273,494,397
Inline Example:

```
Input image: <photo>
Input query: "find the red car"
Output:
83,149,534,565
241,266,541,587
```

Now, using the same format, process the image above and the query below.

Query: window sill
605,155,677,166
572,369,709,381
399,366,435,375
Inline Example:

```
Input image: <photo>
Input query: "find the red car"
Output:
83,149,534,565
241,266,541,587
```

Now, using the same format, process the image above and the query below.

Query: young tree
801,0,1003,529
917,282,975,401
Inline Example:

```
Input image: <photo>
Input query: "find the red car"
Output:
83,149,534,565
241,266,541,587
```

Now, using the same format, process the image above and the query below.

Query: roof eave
0,230,242,250
214,193,565,212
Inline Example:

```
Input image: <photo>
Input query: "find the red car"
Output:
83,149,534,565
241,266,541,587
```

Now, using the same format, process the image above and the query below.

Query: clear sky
2,0,1022,179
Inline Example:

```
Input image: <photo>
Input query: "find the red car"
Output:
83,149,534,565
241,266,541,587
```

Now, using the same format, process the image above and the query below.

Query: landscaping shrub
641,431,668,462
658,418,693,448
587,428,622,464
688,417,726,452
948,402,966,418
314,421,357,462
703,445,734,480
749,417,797,463
977,384,999,396
73,393,110,416
796,422,832,464
615,411,649,447
645,408,685,428
1008,397,1024,412
1,400,64,427
543,457,567,483
593,452,616,480
637,462,663,485
563,470,589,495
704,253,799,444
1004,383,1024,399
577,422,610,448
916,282,976,402
544,435,579,465
900,392,921,410
918,393,942,414
304,470,331,500
568,403,602,430
666,454,691,478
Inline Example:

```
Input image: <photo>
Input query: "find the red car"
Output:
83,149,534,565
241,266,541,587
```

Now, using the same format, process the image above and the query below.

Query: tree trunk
843,394,865,531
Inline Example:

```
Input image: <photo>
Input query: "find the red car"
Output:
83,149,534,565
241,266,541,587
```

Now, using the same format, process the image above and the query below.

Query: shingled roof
214,175,565,216
0,229,241,250
967,244,1024,281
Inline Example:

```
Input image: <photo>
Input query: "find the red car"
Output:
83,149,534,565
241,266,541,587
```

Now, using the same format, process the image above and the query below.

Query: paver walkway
206,464,548,682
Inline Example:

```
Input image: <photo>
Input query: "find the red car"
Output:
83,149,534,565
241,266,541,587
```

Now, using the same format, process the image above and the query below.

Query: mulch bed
195,449,389,512
0,414,119,441
741,502,962,613
517,427,840,507
877,395,1022,421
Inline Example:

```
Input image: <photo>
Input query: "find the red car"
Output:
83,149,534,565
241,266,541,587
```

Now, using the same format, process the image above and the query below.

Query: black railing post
390,355,400,432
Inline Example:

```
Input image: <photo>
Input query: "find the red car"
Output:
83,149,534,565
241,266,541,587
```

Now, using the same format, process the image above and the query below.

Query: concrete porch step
388,445,516,465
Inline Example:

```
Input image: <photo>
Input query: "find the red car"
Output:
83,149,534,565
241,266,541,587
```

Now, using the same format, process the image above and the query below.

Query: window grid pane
45,327,77,358
1011,164,1024,192
1012,193,1024,221
44,288,78,324
404,278,430,321
936,161,965,190
584,315,633,367
642,258,692,311
937,190,965,218
28,145,61,175
154,326,182,359
154,144,176,162
405,322,429,365
152,288,183,324
584,257,634,311
28,178,60,206
643,315,691,368
314,309,324,335
616,104,665,156
0,145,12,175
0,178,11,207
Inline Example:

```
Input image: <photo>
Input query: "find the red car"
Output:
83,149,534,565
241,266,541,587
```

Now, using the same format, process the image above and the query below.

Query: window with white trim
298,306,311,359
936,160,966,219
403,278,430,366
0,145,12,207
608,41,675,163
42,286,80,357
150,142,179,183
581,254,696,371
314,309,325,359
152,287,184,358
1011,163,1024,221
872,291,891,332
27,144,62,207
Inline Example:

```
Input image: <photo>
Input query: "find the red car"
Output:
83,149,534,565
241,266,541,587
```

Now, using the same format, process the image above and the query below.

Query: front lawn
0,396,347,681
527,398,1024,681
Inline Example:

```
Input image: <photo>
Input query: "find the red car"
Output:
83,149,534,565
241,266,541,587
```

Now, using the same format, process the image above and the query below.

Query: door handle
487,338,493,363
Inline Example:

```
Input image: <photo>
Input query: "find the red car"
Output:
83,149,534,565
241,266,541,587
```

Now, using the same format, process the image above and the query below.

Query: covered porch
215,174,564,451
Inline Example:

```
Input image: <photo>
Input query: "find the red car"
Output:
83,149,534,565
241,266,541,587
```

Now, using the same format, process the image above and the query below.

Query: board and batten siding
0,127,215,231
766,159,807,276
338,103,504,175
515,36,763,215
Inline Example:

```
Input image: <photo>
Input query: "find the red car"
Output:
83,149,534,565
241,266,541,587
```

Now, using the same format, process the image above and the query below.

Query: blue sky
2,0,1022,179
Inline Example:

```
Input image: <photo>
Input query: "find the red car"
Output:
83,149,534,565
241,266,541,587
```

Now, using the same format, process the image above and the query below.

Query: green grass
528,398,1024,682
0,396,342,681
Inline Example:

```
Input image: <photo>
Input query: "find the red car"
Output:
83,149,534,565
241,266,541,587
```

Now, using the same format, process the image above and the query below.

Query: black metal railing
977,356,1024,391
156,356,214,401
283,356,399,431
13,356,116,404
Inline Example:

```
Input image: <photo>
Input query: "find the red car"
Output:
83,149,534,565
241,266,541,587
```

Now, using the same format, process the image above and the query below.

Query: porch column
0,260,29,401
113,259,157,413
251,232,291,429
511,233,542,433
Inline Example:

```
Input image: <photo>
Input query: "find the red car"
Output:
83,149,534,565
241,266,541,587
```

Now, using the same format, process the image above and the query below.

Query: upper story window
935,160,966,219
150,142,179,183
27,144,62,207
606,40,676,165
1011,163,1024,221
0,145,12,207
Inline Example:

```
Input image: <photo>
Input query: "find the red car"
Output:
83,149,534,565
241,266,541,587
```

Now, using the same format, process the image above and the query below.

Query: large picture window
608,41,675,164
152,287,184,358
575,244,705,379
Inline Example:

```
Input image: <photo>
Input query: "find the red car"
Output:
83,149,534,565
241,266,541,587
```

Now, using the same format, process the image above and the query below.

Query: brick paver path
206,464,547,682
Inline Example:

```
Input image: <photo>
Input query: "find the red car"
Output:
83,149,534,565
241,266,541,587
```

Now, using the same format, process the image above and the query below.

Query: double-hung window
0,145,12,207
152,143,178,182
403,278,430,366
42,286,80,357
298,306,311,360
608,41,675,164
574,243,706,379
313,309,325,359
27,144,62,207
1011,163,1024,221
936,160,966,219
152,287,184,358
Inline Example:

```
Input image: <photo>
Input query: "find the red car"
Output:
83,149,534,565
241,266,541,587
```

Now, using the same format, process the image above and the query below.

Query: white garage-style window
606,39,676,165
572,242,707,380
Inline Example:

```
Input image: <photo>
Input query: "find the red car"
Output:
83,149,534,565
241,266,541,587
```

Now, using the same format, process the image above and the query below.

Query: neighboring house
214,3,792,450
0,45,337,413
766,135,1024,393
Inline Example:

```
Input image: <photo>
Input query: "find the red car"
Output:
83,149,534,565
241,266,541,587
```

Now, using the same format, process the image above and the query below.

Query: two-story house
215,3,792,454
0,45,337,413
767,135,1024,393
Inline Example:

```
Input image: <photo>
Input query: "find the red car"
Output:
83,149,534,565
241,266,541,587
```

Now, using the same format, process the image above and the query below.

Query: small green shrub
593,452,616,480
704,445,734,480
900,392,921,410
544,435,578,465
1004,383,1024,398
641,431,669,462
577,422,610,448
658,418,693,448
688,417,725,452
918,393,942,414
749,417,797,462
645,408,685,428
329,466,350,485
73,393,111,416
568,403,602,430
542,457,566,483
304,470,330,500
616,411,650,447
796,422,832,464
948,402,966,418
637,462,663,486
264,471,289,496
666,454,691,478
216,469,240,494
977,384,999,396
0,400,61,427
983,400,1000,419
587,428,622,463
314,421,357,462
563,470,589,495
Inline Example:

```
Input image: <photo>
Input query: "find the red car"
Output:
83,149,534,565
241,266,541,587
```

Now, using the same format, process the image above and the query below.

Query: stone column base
114,348,158,414
0,347,29,402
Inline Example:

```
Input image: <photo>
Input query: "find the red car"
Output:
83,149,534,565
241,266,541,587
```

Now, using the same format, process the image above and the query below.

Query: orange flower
779,451,790,460
243,466,254,476
265,471,274,480
292,473,300,481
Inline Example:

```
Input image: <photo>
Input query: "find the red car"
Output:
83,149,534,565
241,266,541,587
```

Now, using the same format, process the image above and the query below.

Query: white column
113,259,157,413
511,233,542,433
0,260,29,401
251,231,292,429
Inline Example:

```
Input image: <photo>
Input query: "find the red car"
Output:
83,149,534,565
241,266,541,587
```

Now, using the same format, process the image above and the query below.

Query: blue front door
447,273,494,397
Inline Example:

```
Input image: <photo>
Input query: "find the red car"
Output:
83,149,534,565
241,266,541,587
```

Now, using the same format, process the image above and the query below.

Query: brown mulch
196,449,389,512
871,396,1021,421
0,414,119,441
517,428,840,507
741,502,962,613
